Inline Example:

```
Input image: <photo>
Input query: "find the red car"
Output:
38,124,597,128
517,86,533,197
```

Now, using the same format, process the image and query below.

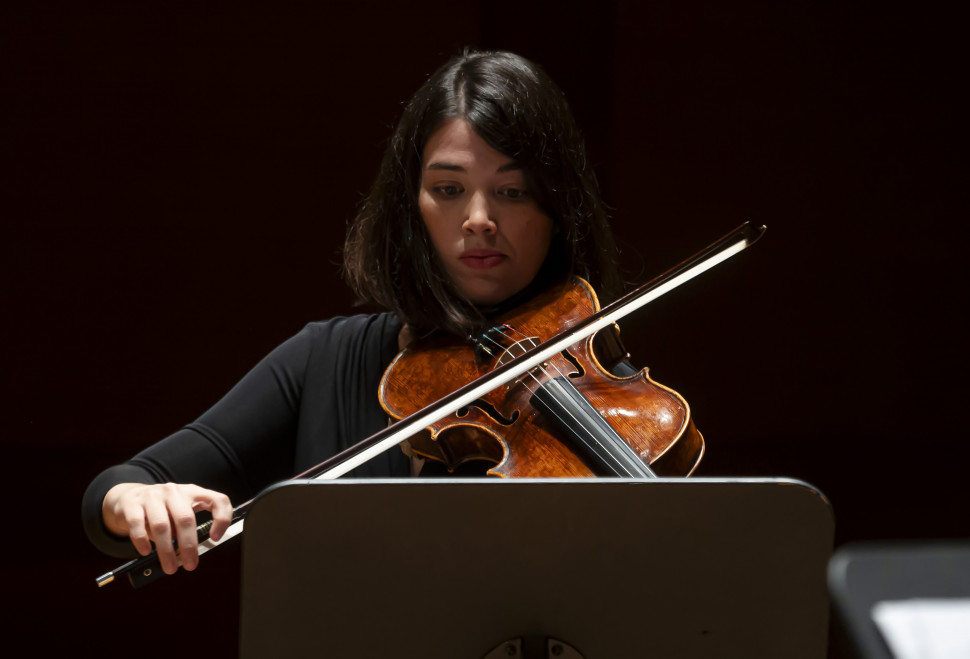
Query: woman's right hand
102,482,233,575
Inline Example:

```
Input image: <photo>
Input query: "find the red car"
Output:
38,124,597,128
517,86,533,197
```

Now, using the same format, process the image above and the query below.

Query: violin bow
96,221,765,588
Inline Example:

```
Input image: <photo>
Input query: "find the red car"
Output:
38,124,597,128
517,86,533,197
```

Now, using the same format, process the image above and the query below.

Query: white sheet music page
871,598,970,658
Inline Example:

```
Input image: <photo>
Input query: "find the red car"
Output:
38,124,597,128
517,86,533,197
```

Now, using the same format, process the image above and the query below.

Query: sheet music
871,598,970,659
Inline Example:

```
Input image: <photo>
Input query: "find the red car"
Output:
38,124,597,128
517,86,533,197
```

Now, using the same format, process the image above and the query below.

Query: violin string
474,330,537,392
477,326,557,396
497,325,649,478
497,324,573,386
476,327,607,460
478,328,622,470
479,325,641,478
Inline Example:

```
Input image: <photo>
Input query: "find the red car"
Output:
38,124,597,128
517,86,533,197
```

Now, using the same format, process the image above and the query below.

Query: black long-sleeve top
81,313,410,558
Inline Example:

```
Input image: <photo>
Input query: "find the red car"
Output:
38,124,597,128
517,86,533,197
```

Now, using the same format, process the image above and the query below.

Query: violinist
82,49,667,577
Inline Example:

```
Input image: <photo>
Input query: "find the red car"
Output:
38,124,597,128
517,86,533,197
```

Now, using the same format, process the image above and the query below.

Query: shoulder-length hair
342,49,621,335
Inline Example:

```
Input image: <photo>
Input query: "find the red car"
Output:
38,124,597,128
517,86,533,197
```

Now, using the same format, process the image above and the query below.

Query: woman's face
418,119,553,307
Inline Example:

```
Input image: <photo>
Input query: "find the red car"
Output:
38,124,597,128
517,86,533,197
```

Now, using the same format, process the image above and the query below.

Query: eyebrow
425,161,522,173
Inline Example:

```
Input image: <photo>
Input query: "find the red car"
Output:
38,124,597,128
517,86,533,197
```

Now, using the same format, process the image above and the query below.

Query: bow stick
96,221,765,588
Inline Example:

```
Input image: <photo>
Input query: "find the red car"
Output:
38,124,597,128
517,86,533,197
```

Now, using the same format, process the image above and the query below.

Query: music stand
239,478,833,658
828,541,970,659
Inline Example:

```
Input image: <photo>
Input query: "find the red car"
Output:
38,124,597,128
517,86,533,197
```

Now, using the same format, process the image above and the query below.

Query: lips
459,249,507,269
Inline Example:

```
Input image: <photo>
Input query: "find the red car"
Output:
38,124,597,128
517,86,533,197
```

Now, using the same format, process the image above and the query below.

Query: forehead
422,119,516,170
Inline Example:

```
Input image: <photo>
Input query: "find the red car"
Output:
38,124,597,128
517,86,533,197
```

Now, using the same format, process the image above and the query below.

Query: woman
82,50,629,576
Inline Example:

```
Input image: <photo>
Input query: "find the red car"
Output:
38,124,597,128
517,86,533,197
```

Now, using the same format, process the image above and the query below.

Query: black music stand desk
239,477,833,658
829,541,970,659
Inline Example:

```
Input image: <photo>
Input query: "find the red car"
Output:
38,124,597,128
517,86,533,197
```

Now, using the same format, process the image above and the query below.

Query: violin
380,277,703,478
95,221,765,588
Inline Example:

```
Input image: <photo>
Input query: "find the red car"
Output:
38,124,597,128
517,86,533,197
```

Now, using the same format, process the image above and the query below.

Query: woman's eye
435,185,462,197
500,188,529,200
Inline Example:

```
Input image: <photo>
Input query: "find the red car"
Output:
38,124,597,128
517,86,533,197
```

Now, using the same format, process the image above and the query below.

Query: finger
123,502,153,557
192,488,233,542
168,496,200,571
144,495,179,575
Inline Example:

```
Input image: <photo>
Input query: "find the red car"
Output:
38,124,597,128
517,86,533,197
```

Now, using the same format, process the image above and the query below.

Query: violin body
379,278,704,478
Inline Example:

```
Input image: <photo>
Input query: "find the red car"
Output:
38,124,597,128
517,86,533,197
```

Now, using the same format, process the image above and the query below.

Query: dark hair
343,49,621,334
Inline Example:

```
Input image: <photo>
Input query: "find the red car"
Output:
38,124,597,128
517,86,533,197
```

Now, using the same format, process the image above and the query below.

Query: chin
463,288,510,308
468,295,505,308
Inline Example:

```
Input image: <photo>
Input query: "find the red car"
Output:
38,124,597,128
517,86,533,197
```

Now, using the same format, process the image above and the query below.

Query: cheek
524,216,554,260
417,189,433,222
417,192,443,242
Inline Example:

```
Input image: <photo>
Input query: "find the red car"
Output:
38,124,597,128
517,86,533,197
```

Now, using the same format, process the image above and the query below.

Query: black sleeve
81,315,405,558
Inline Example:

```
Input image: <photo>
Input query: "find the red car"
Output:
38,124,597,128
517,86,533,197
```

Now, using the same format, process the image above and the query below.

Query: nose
462,192,496,235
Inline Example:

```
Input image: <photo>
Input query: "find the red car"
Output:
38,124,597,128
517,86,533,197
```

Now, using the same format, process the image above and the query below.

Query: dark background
4,2,964,656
